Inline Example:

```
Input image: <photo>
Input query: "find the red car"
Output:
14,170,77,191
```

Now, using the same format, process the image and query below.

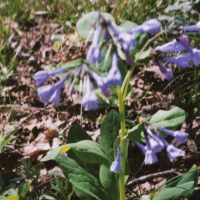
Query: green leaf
176,165,198,198
69,140,111,167
99,110,120,200
41,147,66,162
67,123,92,143
20,180,32,198
100,110,120,160
55,153,110,200
126,107,187,142
177,165,198,186
42,140,111,167
67,124,98,178
59,59,85,70
76,11,115,41
75,188,96,200
99,164,119,200
149,107,187,129
153,181,194,200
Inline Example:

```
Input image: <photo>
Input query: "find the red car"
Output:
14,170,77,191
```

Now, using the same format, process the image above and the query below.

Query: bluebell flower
91,71,111,97
108,22,136,53
86,25,102,64
159,136,185,161
129,19,161,34
158,127,188,143
106,51,122,86
177,37,200,66
155,35,189,53
81,76,98,110
162,54,191,69
182,21,200,32
37,75,67,105
134,142,146,154
144,136,159,165
157,60,173,81
33,69,64,85
118,32,137,53
110,148,122,173
145,126,164,153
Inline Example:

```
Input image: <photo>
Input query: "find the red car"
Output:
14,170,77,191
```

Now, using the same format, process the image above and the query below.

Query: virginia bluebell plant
35,12,200,200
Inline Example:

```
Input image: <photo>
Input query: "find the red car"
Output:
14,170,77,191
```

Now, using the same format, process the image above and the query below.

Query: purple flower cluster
86,16,161,66
134,125,188,165
33,51,122,110
154,34,200,80
83,51,122,110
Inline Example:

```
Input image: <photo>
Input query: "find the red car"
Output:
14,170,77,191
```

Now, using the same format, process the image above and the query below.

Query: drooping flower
134,142,146,154
108,22,136,53
33,69,64,85
162,54,191,69
145,126,164,153
86,25,102,64
157,60,173,81
81,76,98,110
177,37,200,66
144,136,159,165
37,75,67,105
159,136,185,161
110,148,122,173
91,71,111,97
158,127,188,143
106,51,122,86
182,21,200,32
129,19,161,34
155,35,189,53
118,32,137,53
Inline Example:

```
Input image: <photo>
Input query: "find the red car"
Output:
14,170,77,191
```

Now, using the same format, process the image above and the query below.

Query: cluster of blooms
110,122,188,172
100,17,161,65
33,51,122,110
33,15,162,110
154,21,200,81
134,123,188,165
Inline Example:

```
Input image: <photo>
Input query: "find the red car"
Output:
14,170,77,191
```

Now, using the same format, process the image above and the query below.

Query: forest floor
1,13,200,199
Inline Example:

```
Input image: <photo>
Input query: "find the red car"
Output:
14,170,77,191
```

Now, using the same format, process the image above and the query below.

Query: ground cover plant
1,0,200,199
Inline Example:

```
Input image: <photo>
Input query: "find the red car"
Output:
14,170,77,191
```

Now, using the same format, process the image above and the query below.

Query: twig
126,168,188,186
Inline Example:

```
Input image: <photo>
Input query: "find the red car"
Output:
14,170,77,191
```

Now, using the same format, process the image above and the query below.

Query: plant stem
118,87,126,200
118,30,168,199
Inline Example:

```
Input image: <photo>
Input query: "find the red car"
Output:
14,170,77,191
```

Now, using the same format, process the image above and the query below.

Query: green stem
118,87,126,200
118,30,168,199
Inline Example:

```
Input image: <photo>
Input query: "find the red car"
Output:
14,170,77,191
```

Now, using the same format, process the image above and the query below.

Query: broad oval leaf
76,11,115,41
153,181,194,200
55,153,110,200
69,140,111,167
